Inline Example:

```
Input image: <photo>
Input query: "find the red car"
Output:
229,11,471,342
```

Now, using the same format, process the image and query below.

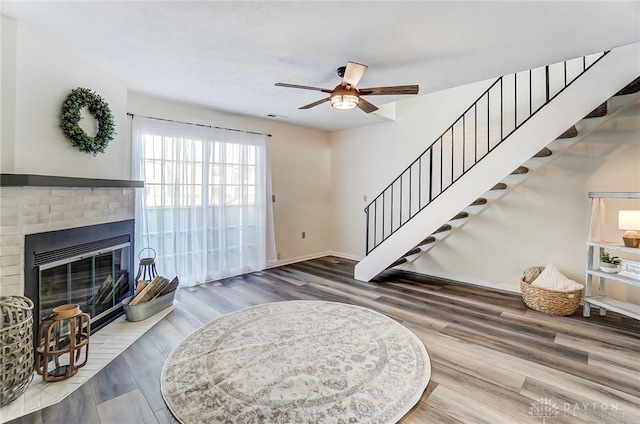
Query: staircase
355,42,640,282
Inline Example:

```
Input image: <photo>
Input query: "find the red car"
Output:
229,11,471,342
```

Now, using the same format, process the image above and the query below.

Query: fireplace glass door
38,245,131,322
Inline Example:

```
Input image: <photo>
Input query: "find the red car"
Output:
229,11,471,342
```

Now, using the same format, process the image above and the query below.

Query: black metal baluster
474,103,478,162
399,176,403,225
514,73,517,129
529,69,532,115
545,65,550,102
451,128,454,184
487,91,490,153
390,184,393,233
564,60,567,87
382,193,386,242
373,200,377,249
462,114,466,173
418,157,422,209
429,148,433,202
409,166,413,218
439,138,443,194
365,208,370,254
500,78,503,140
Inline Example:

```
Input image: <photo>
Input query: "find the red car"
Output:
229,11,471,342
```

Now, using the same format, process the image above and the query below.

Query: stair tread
533,147,552,158
387,258,407,269
432,224,452,234
490,182,507,190
584,102,607,118
402,248,421,257
418,236,436,246
558,126,578,139
469,198,487,206
615,77,640,96
511,166,529,175
450,211,469,221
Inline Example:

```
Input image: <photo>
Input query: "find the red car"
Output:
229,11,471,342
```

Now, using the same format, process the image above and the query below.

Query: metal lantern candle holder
135,247,158,284
35,304,90,382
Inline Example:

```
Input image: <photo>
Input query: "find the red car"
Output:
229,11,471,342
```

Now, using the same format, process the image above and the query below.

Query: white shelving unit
583,192,640,320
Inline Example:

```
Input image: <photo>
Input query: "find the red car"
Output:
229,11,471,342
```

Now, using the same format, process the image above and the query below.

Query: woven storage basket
520,277,582,316
0,296,34,406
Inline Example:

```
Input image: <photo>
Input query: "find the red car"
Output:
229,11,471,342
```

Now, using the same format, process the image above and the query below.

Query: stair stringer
354,42,639,282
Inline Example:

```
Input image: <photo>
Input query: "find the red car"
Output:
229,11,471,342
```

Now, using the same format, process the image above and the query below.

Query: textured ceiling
2,1,640,132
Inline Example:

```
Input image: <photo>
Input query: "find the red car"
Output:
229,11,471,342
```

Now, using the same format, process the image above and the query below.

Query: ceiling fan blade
358,85,419,96
275,83,333,94
342,62,368,88
357,97,379,114
299,97,331,110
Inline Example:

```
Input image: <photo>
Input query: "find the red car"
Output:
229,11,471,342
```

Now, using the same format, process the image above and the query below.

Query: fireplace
24,220,135,333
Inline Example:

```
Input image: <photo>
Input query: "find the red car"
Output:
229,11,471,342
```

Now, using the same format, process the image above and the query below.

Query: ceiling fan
275,62,419,113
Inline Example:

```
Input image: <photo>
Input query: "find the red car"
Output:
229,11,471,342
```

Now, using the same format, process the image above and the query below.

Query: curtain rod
126,112,272,137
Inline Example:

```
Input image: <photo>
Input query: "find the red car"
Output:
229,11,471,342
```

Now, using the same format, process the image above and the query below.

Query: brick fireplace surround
0,175,140,298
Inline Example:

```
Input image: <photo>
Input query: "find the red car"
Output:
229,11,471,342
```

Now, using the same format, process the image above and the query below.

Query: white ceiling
2,1,639,132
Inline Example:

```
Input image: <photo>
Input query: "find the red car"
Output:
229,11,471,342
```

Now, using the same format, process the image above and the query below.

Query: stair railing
365,51,609,255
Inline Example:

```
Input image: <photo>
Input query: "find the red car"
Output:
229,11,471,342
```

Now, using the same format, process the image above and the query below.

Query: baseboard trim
326,251,363,262
267,251,363,268
395,267,520,295
267,252,332,268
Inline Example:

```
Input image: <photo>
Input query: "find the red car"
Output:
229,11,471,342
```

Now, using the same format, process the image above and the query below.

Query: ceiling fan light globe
330,94,359,110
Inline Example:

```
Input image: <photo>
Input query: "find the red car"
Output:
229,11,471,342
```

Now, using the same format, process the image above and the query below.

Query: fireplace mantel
0,173,144,188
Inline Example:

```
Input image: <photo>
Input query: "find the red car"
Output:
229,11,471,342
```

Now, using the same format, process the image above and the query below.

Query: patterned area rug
161,300,431,423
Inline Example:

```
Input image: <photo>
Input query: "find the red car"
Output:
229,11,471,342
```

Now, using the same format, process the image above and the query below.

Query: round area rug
161,300,431,423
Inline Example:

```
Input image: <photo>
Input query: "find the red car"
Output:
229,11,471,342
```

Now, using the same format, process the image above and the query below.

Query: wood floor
9,256,640,424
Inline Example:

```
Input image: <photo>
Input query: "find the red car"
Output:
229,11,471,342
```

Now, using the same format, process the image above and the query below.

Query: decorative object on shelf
520,265,584,316
0,296,34,407
599,251,621,273
35,304,90,382
60,87,116,156
123,275,178,322
619,258,640,280
618,210,640,248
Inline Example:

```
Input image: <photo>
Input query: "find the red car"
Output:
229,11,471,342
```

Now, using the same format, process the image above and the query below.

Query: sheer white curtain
132,116,276,287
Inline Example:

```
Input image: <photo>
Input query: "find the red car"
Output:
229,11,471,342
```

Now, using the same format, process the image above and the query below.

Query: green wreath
60,87,116,156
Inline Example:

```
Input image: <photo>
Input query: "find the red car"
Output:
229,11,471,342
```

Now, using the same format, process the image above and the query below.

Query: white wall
331,79,640,301
1,15,18,173
127,92,332,264
0,15,129,179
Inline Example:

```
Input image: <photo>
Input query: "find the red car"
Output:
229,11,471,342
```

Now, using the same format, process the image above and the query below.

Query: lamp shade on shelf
618,210,640,248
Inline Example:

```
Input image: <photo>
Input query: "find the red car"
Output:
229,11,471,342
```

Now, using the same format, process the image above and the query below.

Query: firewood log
129,276,163,305
155,276,179,298
135,280,148,296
